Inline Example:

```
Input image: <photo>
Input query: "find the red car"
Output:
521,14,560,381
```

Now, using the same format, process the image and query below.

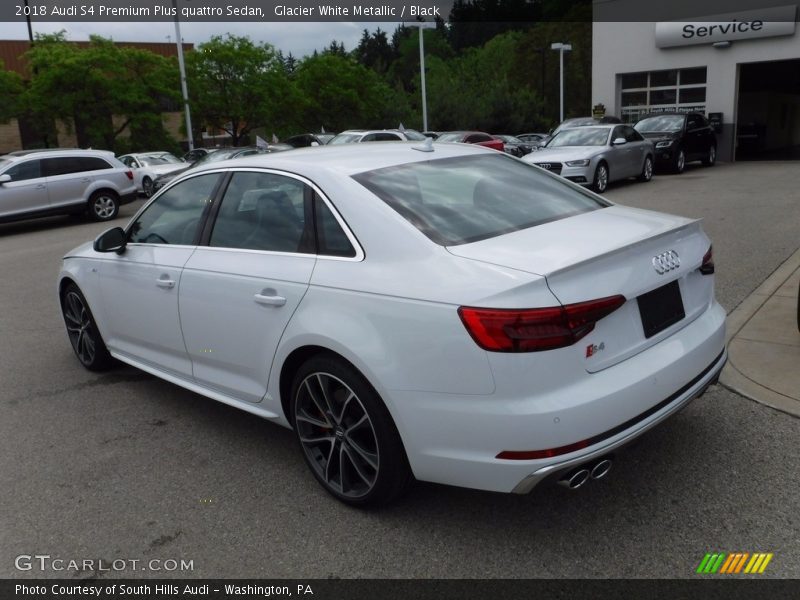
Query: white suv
0,149,137,223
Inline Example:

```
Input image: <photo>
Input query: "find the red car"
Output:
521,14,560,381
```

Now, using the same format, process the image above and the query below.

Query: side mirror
310,141,320,147
612,137,627,145
0,174,11,184
93,227,127,253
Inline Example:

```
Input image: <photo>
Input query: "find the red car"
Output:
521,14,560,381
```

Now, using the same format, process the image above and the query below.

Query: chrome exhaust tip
591,459,613,480
558,468,591,490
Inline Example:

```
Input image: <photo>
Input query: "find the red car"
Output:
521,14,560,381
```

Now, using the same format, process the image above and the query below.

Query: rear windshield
353,154,609,246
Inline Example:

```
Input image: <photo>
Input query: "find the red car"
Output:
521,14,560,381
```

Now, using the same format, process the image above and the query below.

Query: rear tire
290,354,411,507
89,190,120,222
142,177,154,198
702,145,717,167
61,283,114,371
592,162,609,193
638,155,654,182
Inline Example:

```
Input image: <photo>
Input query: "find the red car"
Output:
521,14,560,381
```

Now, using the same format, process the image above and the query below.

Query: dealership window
619,67,707,122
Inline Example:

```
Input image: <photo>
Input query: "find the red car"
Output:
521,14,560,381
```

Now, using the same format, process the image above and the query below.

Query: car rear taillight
458,295,626,353
124,170,133,180
699,245,714,275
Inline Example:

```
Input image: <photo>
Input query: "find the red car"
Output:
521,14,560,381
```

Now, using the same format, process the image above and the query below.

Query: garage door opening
736,59,800,160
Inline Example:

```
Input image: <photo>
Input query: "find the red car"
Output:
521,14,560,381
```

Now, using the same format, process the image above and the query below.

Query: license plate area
637,280,685,339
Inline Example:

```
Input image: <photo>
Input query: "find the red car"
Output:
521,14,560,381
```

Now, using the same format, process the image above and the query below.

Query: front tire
89,190,120,222
593,162,609,193
674,148,686,174
290,355,411,507
638,155,654,182
61,284,114,371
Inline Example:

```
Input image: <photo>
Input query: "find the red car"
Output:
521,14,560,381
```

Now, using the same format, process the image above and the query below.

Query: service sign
655,4,797,48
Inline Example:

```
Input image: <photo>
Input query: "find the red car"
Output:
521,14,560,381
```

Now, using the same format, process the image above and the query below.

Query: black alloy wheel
291,355,411,506
61,284,114,371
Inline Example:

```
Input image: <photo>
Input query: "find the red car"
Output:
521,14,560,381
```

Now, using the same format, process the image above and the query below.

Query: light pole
405,22,436,132
173,0,194,151
550,42,572,123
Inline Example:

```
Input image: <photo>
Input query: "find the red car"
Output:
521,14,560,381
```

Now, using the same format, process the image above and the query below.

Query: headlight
565,159,590,167
655,140,674,148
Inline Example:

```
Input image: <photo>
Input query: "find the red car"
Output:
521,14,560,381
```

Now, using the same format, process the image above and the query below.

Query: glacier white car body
58,142,726,502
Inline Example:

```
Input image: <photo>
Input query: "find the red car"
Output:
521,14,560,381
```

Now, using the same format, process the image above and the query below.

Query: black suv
634,112,717,173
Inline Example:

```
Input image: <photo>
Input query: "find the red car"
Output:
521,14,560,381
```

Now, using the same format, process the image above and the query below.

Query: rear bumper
388,301,726,494
511,347,725,493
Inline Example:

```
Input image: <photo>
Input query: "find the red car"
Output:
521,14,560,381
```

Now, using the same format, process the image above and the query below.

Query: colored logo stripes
696,552,773,574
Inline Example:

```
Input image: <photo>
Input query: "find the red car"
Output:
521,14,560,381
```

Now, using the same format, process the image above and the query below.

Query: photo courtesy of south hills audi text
14,583,315,597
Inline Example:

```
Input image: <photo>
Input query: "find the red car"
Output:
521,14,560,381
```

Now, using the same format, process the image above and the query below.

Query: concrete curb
719,246,800,418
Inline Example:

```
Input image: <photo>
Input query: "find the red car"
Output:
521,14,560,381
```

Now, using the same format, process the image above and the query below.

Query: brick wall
0,120,22,154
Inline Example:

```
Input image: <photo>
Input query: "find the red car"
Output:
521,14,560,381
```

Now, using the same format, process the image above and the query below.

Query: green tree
24,32,179,151
0,63,23,123
186,34,292,146
293,53,406,132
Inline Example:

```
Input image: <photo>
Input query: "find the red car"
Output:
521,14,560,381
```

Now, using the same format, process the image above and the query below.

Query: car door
96,172,222,378
606,126,630,180
41,156,93,211
685,114,706,160
623,126,648,176
178,170,317,403
0,158,48,218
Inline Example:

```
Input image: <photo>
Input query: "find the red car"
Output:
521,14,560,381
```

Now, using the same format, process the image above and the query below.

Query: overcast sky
0,20,397,57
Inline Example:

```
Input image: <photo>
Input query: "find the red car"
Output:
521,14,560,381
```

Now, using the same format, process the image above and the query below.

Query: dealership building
593,0,800,161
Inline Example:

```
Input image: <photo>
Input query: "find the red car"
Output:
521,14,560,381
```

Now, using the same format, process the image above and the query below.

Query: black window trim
124,170,229,247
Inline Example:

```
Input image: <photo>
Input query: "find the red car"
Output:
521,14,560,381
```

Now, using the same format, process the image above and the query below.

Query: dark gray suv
0,149,138,223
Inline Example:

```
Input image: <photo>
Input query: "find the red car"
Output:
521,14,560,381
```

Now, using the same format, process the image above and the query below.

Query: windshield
498,135,523,144
552,118,597,136
635,115,685,133
329,133,363,145
318,134,335,144
353,154,608,246
139,156,174,166
147,153,182,163
547,127,610,147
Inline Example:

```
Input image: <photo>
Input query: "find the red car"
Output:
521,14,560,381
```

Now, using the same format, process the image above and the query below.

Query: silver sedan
523,125,654,193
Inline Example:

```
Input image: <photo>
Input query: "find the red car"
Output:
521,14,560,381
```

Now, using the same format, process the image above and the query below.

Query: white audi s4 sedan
57,142,726,506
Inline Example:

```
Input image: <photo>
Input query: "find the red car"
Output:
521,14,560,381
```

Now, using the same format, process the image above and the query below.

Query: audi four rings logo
538,163,551,169
652,250,680,274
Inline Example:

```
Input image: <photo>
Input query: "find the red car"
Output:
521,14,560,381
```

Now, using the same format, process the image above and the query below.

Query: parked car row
524,111,717,193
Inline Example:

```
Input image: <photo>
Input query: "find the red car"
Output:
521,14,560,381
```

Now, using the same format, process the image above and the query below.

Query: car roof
189,140,495,178
637,112,692,119
2,148,115,161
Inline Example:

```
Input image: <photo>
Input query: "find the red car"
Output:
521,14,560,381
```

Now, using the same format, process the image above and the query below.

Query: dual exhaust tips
558,457,613,490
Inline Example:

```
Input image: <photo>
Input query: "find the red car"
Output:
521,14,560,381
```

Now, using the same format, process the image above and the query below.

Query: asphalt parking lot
1,161,799,579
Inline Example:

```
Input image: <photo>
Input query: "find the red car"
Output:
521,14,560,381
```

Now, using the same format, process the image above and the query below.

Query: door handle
156,278,176,289
254,291,286,306
36,184,46,189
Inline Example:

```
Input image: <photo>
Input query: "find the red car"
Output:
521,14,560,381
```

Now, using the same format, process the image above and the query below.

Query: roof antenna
412,137,434,152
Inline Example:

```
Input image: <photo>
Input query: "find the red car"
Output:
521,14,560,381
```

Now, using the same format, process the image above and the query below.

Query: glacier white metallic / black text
57,142,726,506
